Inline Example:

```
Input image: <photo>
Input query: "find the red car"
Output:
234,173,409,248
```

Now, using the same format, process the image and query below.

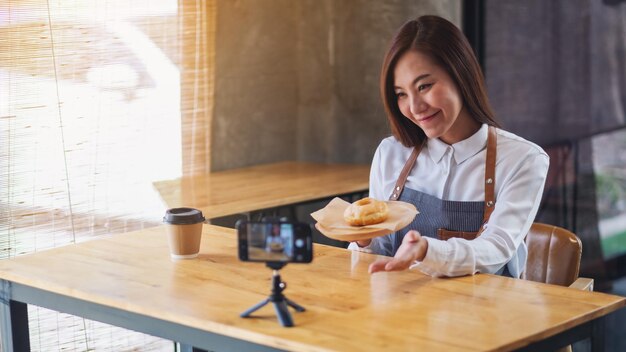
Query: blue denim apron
371,126,511,276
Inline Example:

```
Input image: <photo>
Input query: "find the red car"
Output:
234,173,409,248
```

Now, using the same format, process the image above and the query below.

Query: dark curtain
484,0,626,281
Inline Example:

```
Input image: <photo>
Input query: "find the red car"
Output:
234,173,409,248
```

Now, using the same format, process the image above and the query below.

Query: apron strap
388,140,425,201
482,126,497,225
389,126,498,226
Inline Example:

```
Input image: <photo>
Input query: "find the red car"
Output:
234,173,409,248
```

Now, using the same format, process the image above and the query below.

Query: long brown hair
380,15,500,147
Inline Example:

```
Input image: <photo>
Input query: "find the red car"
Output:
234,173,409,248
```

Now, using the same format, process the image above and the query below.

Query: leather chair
522,223,594,352
523,222,593,290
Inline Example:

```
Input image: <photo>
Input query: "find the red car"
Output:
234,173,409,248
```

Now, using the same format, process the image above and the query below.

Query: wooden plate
315,223,394,242
313,200,418,242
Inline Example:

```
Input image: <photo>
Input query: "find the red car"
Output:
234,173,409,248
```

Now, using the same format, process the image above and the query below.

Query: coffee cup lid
163,207,206,225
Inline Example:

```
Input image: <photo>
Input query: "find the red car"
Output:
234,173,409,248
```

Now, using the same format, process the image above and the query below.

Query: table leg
178,343,207,352
288,205,298,222
0,280,31,352
591,315,605,351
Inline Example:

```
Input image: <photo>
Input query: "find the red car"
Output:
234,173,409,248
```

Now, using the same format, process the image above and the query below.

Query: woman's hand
368,230,428,273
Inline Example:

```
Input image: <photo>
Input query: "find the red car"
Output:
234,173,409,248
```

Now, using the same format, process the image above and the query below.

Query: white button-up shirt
359,124,549,278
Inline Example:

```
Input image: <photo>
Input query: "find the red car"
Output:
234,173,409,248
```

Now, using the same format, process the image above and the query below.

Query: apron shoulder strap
482,126,498,224
389,140,425,201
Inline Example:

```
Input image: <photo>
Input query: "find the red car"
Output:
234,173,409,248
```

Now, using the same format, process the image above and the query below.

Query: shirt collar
451,124,489,164
426,124,489,164
426,137,449,164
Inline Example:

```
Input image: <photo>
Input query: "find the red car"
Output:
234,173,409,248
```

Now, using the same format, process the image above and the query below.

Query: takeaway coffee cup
163,207,206,259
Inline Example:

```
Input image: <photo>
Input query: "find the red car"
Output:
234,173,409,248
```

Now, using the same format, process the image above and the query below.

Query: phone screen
237,220,312,263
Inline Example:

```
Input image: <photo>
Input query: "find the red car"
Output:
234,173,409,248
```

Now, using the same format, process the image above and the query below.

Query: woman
353,15,549,278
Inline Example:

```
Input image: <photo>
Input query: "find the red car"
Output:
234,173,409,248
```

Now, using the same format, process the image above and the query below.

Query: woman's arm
412,151,549,277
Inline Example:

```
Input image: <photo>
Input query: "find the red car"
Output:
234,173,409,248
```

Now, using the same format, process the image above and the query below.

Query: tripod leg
272,300,294,327
284,298,306,312
240,298,271,318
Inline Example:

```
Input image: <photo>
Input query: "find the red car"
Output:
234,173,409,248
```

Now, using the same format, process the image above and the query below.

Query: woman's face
393,50,477,144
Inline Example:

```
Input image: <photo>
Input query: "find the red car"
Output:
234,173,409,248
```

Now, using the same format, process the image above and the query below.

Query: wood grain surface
153,161,370,219
0,225,623,351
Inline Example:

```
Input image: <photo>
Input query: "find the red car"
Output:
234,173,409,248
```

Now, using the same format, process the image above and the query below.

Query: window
0,0,214,349
593,127,626,259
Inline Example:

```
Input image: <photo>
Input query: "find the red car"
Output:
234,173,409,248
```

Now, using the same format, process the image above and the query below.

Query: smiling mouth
418,111,440,123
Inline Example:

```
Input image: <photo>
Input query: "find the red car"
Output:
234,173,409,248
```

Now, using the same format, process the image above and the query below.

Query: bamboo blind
0,0,215,350
181,0,215,176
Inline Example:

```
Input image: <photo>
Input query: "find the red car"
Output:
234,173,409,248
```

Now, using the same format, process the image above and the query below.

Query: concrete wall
212,0,461,171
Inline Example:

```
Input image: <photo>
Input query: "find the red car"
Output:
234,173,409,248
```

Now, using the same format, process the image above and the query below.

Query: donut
343,197,389,226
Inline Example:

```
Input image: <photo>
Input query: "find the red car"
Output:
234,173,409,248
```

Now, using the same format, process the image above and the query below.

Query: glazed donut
343,197,389,226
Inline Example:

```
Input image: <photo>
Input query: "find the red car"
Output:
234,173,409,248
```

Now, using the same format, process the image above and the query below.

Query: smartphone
236,220,313,263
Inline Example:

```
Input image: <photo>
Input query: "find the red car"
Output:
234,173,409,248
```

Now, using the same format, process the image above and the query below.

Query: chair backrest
523,223,582,286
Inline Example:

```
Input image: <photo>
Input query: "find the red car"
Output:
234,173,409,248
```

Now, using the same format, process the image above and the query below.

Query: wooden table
0,225,624,351
152,161,370,220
